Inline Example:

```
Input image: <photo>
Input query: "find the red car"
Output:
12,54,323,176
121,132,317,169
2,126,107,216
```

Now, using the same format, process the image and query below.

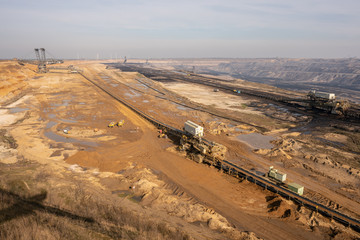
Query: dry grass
0,162,191,240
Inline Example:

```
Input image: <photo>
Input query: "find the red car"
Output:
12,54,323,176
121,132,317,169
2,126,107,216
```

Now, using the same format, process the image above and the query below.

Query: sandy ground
0,60,359,240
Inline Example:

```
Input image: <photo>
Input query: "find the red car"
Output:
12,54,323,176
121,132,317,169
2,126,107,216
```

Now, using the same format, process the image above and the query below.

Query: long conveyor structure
79,71,360,233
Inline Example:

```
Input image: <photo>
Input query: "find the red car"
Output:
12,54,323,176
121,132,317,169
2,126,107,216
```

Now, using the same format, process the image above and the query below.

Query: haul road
78,69,360,233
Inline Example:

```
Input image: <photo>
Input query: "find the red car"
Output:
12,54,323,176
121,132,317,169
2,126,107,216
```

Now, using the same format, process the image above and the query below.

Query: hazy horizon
1,0,359,59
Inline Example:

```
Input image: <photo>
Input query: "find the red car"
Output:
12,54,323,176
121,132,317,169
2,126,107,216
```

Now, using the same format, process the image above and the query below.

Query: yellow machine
158,129,167,138
116,120,125,127
108,120,125,128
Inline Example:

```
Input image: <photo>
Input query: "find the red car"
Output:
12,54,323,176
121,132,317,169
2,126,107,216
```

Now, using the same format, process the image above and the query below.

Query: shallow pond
236,133,275,149
10,107,29,113
44,131,98,147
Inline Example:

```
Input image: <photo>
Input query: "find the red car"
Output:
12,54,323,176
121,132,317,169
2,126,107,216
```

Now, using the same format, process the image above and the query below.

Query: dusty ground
0,60,359,240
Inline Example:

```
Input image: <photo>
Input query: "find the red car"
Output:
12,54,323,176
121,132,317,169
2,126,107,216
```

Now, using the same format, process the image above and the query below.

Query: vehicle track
79,71,360,233
114,63,360,121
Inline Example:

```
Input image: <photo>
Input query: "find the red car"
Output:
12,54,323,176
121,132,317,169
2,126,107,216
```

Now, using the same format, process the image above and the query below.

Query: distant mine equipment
308,90,336,101
17,48,65,73
184,120,204,138
288,183,304,196
123,56,127,64
266,166,304,195
180,121,226,164
34,48,47,73
307,90,351,115
116,64,360,119
108,120,125,128
214,89,219,92
268,166,287,182
79,70,360,230
158,129,167,138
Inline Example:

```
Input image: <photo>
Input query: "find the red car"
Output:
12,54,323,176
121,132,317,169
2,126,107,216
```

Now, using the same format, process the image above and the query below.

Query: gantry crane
34,48,47,73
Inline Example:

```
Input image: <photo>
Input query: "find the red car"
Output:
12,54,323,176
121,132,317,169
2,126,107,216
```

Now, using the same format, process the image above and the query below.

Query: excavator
108,120,125,128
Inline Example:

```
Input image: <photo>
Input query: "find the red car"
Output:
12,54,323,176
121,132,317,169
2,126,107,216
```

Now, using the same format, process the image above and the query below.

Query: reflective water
44,131,98,147
10,107,29,113
46,121,57,129
236,133,275,149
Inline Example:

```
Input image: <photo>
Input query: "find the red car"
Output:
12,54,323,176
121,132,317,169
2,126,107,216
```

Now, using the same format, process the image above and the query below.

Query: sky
0,0,359,59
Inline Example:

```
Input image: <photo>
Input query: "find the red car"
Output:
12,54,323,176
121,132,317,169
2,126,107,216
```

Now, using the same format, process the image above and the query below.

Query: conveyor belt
79,71,360,233
116,64,360,120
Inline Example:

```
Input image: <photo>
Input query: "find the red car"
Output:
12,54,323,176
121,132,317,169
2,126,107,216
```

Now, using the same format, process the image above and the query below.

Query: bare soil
0,60,359,240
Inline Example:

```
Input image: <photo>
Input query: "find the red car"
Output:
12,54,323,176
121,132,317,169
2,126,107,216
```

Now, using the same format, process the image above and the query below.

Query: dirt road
1,60,359,240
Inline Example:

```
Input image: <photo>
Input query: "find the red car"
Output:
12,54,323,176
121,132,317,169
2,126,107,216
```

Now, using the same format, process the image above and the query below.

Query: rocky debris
294,206,356,238
0,129,19,164
331,124,360,133
215,59,360,98
303,153,360,179
0,129,18,149
313,154,335,166
0,61,34,105
67,164,85,173
0,145,18,164
254,137,300,160
266,196,297,220
323,133,348,143
208,121,254,135
120,167,261,239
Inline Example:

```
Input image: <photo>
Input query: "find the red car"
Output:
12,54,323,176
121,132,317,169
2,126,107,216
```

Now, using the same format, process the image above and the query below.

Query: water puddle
111,83,119,87
124,89,141,98
171,102,191,111
44,131,98,147
135,83,147,89
316,137,345,148
142,100,149,103
9,107,29,113
235,128,250,132
207,118,220,123
112,190,131,196
46,121,57,129
131,195,143,202
60,118,78,123
177,105,190,111
50,99,71,107
236,133,275,149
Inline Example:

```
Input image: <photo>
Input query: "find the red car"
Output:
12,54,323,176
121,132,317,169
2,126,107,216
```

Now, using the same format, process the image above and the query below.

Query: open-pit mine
1,58,360,240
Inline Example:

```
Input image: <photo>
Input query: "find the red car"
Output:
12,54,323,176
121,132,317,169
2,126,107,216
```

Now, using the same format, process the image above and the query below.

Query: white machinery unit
184,120,204,138
268,166,287,182
308,90,335,100
288,183,304,196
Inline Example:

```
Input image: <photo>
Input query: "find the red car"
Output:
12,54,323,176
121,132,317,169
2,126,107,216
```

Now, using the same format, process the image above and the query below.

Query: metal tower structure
40,48,46,63
34,48,47,73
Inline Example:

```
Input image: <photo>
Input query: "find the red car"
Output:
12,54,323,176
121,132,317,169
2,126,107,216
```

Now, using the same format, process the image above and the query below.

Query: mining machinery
307,90,351,115
34,48,47,73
